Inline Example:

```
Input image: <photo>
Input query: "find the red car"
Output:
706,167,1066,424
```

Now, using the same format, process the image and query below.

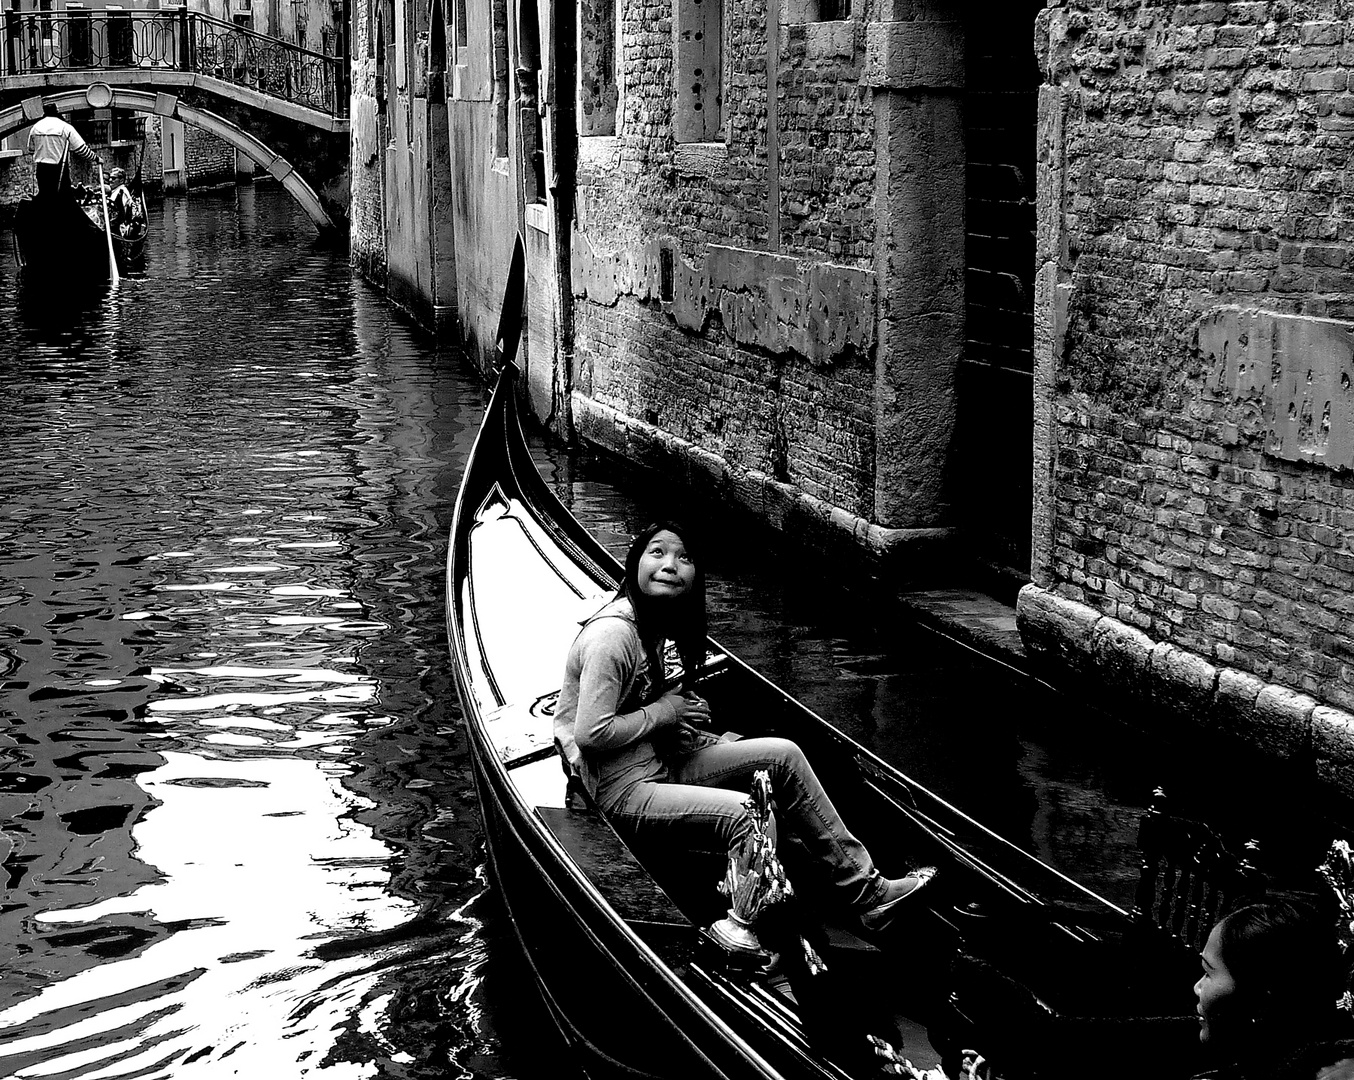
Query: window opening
428,0,446,99
403,0,414,137
659,248,674,302
517,0,545,201
674,0,720,142
578,0,616,136
491,0,508,153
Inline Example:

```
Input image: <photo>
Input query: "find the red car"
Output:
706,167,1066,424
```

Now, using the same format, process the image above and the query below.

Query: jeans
602,736,887,909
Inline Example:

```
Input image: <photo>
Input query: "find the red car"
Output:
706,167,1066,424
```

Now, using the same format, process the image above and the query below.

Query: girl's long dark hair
620,520,707,690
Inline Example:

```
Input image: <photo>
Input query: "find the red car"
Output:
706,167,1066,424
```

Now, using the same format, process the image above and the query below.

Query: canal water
0,186,1338,1079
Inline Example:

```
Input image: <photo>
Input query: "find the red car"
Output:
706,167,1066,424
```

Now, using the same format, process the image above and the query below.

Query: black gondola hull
13,191,148,283
446,356,1205,1080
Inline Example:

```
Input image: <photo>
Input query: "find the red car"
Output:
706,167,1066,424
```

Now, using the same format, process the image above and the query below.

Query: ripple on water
0,189,522,1078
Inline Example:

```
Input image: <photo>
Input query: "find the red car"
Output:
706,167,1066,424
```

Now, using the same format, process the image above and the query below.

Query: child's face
636,530,695,598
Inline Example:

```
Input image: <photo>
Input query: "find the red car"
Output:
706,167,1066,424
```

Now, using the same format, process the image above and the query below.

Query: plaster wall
379,1,426,314
350,53,388,283
349,0,442,319
439,0,522,370
348,0,521,349
447,97,518,372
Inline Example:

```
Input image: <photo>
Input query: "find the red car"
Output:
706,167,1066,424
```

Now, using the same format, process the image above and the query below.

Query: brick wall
574,0,881,521
1038,0,1354,714
0,155,35,209
777,21,874,262
185,127,236,186
575,294,877,513
350,43,389,283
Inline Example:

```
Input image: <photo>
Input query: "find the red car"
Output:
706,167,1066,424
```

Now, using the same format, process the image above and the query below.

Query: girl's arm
572,623,680,752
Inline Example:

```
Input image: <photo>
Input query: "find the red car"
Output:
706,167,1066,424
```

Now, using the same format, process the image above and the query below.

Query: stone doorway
954,2,1043,587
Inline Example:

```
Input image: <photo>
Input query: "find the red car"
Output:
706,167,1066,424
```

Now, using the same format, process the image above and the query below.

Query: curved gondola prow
495,232,527,374
448,232,533,712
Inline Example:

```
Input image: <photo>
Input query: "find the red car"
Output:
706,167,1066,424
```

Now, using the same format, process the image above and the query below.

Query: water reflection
0,190,526,1079
0,185,1327,1080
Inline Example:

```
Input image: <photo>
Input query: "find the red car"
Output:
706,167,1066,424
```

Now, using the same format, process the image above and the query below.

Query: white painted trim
525,201,549,233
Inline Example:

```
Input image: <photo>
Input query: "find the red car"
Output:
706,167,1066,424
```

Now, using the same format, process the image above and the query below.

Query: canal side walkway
906,579,1354,828
892,587,1027,673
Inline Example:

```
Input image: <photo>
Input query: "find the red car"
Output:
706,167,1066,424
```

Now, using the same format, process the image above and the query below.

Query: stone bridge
0,8,349,232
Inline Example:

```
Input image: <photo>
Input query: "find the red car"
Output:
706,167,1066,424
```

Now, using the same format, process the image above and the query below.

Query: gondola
446,238,1208,1080
13,185,147,283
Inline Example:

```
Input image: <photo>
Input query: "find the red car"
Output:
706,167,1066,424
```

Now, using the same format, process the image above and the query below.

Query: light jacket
553,596,681,806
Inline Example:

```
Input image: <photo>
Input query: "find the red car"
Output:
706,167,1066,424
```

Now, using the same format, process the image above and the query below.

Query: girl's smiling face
1195,922,1238,1044
636,529,695,598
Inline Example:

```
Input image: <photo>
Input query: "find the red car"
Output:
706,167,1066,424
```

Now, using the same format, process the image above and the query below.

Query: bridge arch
0,86,334,231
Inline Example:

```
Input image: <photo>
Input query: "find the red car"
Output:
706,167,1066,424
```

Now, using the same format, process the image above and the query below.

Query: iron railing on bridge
1,7,348,118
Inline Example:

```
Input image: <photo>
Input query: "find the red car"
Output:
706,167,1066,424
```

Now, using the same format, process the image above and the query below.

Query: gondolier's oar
95,162,120,287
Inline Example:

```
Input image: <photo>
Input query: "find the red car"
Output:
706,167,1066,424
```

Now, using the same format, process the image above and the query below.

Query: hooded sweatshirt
552,596,681,807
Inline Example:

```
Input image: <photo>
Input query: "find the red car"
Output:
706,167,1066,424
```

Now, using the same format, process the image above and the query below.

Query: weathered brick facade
571,1,970,560
349,41,388,284
185,127,237,185
1024,0,1354,798
572,5,880,518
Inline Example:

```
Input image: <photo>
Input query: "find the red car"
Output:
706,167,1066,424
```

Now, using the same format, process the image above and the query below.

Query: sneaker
859,866,937,933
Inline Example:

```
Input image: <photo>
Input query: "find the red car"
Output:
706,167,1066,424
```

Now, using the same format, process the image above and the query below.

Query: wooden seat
535,803,692,929
1131,786,1264,952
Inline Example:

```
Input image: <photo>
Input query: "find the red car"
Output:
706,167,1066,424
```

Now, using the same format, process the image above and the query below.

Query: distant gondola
445,237,1214,1080
13,184,147,284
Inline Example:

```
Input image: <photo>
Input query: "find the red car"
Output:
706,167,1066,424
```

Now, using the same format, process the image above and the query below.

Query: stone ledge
572,391,953,579
1017,582,1354,804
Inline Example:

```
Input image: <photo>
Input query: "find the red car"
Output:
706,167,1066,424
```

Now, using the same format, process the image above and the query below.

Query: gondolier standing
27,103,98,197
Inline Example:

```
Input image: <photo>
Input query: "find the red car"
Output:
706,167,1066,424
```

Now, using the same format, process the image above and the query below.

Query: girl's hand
658,691,711,726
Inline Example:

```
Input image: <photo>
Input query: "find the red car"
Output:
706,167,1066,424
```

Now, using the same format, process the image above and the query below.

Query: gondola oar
95,162,120,287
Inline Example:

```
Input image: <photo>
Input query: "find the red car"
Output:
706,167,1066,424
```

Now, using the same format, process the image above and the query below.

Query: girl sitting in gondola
552,519,934,933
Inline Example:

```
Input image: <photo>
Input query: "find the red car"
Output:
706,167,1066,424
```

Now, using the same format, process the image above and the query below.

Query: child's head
624,520,703,605
622,520,707,681
629,524,697,598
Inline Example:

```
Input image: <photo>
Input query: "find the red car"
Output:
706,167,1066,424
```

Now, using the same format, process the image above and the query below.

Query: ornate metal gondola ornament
708,770,792,957
1317,838,1354,1013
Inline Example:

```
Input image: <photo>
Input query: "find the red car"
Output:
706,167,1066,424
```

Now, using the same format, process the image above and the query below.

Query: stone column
1031,5,1067,588
864,3,963,530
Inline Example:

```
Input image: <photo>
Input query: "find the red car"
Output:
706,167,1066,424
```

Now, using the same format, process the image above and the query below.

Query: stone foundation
1018,582,1354,807
572,391,955,583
